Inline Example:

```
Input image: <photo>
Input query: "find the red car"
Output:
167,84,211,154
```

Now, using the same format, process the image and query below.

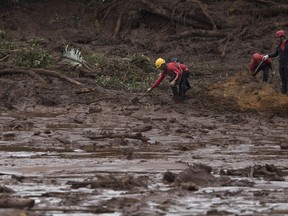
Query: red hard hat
253,53,261,61
276,30,285,38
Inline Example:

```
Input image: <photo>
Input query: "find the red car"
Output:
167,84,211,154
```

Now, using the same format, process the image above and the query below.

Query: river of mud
0,94,288,216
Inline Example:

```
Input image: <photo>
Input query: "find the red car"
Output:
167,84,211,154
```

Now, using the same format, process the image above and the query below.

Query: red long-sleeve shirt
249,54,272,73
151,62,188,89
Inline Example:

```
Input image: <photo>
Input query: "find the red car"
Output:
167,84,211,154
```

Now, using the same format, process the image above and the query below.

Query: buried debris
131,92,149,105
220,164,285,181
174,163,229,187
0,185,15,193
84,131,149,142
0,196,35,208
163,163,255,189
67,174,148,190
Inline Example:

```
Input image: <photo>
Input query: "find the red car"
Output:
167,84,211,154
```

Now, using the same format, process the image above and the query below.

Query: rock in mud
174,163,215,186
163,171,177,183
280,143,288,149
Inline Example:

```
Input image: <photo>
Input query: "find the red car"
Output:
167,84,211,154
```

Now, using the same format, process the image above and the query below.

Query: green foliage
87,53,156,92
2,37,52,68
13,47,51,68
131,54,156,74
96,73,156,92
0,41,17,51
86,53,104,64
27,37,46,47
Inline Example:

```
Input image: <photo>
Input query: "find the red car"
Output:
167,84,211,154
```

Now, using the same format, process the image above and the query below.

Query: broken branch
0,197,34,208
0,68,46,83
85,132,148,142
170,29,227,40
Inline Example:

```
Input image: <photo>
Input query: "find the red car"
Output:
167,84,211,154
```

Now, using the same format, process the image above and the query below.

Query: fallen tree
139,0,218,30
84,131,149,142
0,68,84,86
0,197,34,208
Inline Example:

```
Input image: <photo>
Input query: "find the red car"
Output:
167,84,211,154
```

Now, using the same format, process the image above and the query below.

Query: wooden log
113,12,123,38
274,21,288,27
34,68,84,86
170,29,227,40
0,68,85,86
139,0,214,29
85,132,148,142
0,197,34,208
190,0,217,30
0,68,46,83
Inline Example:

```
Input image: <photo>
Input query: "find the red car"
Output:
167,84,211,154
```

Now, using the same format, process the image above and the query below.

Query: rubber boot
179,83,186,100
171,86,180,101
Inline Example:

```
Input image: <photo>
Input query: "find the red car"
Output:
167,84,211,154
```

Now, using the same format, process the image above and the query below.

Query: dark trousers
171,71,191,100
253,65,270,82
279,66,288,93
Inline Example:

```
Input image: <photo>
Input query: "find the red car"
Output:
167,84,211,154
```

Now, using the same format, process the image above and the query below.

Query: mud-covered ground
1,1,288,216
0,75,288,216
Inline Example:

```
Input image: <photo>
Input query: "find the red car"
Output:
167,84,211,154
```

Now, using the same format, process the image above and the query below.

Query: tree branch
170,29,227,40
0,68,85,86
85,132,148,142
0,68,46,83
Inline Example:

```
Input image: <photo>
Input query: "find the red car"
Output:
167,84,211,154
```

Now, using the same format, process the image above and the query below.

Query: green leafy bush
87,53,157,92
13,48,51,68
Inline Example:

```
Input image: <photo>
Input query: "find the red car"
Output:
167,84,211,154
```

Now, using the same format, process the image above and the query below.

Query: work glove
262,55,269,60
147,87,152,93
169,80,176,87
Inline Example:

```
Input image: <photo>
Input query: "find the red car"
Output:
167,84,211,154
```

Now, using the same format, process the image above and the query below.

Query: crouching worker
249,52,273,82
147,57,191,100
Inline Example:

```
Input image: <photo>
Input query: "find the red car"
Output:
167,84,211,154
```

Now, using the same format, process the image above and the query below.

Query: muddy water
0,100,288,216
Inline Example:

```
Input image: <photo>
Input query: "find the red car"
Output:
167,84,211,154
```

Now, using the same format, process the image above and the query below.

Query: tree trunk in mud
0,197,35,208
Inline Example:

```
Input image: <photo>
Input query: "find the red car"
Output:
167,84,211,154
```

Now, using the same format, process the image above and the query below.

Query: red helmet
276,30,285,38
253,53,261,61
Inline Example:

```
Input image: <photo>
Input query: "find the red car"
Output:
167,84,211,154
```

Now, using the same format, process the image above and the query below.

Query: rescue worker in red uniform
147,58,191,100
249,52,273,82
263,30,288,93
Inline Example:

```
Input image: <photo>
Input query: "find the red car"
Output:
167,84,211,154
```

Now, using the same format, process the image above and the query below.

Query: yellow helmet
155,58,165,69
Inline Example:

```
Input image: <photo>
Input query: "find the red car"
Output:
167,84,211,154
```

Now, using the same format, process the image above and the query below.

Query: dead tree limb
190,0,217,30
0,55,9,62
31,207,96,213
0,68,46,83
220,43,227,59
140,0,213,29
245,0,278,6
99,0,117,24
0,67,104,98
274,21,288,28
85,132,148,142
236,2,288,16
170,29,227,40
33,68,85,86
0,68,85,87
0,51,8,62
113,12,123,38
255,4,288,16
0,197,34,208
